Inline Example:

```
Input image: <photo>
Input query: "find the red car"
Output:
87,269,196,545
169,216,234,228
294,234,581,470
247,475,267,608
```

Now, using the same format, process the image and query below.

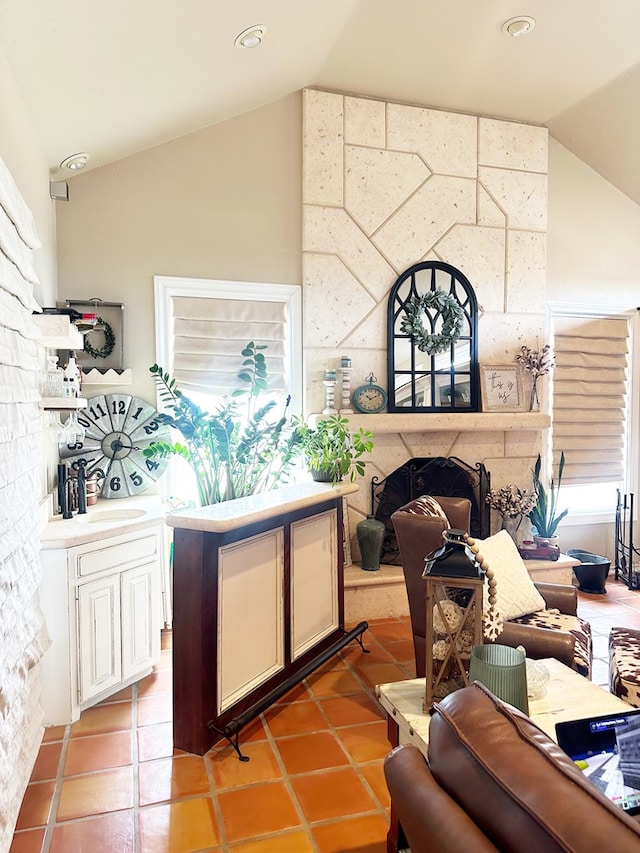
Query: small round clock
59,393,171,499
352,373,388,414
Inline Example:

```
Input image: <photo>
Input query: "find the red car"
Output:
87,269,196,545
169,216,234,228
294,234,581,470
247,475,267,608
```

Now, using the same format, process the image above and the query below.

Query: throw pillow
399,495,449,523
475,529,546,621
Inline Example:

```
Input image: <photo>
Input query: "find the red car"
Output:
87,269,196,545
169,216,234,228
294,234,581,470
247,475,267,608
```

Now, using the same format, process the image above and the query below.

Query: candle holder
339,357,353,414
323,370,338,415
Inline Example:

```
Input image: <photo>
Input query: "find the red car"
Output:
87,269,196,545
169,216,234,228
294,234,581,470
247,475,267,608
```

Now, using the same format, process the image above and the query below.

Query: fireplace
370,456,490,564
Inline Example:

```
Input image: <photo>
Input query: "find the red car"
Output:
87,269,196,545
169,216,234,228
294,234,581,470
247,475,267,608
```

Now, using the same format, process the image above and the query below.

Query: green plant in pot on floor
294,414,374,484
527,451,568,544
144,342,303,505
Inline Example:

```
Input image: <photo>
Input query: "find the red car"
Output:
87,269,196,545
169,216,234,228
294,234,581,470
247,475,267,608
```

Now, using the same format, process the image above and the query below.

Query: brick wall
0,154,50,849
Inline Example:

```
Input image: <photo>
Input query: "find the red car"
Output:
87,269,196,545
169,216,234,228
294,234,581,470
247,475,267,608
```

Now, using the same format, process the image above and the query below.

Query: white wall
0,50,57,304
547,138,640,560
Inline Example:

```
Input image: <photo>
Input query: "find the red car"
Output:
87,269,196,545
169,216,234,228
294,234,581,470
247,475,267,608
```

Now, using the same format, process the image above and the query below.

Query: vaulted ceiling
0,0,638,203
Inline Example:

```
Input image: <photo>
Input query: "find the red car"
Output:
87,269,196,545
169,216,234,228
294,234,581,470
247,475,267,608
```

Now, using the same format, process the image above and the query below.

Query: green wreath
83,316,115,359
400,290,464,354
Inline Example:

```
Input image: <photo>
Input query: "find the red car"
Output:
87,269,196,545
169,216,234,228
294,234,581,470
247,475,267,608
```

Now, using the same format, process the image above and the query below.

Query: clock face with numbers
352,375,388,414
59,394,171,499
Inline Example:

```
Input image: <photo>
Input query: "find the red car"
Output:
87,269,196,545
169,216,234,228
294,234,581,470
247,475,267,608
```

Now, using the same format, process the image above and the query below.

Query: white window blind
171,295,287,396
552,314,630,485
153,277,302,414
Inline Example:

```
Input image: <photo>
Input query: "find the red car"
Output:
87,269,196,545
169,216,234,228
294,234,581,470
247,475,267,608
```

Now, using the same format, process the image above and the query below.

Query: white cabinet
40,522,164,725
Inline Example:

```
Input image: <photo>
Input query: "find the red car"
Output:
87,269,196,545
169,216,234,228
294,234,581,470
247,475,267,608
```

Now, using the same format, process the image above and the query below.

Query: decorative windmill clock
59,393,170,498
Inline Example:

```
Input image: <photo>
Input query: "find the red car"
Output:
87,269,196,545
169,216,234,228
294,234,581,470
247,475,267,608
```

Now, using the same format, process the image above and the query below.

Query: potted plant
527,451,568,544
485,484,537,543
294,414,374,484
144,342,303,506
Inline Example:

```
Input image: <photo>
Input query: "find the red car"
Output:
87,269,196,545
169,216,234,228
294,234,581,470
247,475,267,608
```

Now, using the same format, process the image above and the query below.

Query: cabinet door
121,561,161,681
77,574,121,704
290,509,339,660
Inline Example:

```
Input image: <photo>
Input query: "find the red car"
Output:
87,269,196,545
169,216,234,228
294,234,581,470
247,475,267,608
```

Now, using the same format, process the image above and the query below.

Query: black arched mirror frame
387,261,480,413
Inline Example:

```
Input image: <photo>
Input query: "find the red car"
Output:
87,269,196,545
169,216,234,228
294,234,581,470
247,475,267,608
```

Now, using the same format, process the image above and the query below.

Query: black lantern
424,528,482,577
423,529,484,711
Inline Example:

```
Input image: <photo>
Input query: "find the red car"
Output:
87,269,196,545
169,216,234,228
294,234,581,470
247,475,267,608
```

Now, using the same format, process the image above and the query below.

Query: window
153,275,302,500
548,304,638,521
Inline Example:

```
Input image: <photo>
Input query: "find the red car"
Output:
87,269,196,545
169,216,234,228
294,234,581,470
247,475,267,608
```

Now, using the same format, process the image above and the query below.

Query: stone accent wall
0,154,50,847
302,89,549,546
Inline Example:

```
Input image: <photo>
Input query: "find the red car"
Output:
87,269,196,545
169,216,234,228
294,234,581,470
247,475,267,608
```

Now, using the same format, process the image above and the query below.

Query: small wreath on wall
83,316,115,359
400,290,464,355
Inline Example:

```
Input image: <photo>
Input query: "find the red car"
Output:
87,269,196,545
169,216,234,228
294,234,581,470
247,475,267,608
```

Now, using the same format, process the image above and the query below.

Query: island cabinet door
290,508,339,660
217,527,285,715
77,574,122,704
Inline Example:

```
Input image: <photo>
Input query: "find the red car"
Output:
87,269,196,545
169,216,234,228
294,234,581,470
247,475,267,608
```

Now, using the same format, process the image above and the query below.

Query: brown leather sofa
391,495,591,678
384,682,640,853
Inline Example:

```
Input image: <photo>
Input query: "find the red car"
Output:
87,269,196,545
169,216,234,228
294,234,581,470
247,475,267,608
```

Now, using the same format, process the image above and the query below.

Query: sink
82,508,147,523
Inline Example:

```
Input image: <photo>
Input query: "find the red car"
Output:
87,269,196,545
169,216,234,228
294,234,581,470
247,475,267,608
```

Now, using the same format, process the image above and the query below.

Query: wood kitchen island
165,481,361,755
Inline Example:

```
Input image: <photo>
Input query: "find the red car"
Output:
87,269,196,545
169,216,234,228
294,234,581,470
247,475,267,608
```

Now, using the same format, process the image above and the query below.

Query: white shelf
32,314,83,349
41,397,88,411
81,368,132,385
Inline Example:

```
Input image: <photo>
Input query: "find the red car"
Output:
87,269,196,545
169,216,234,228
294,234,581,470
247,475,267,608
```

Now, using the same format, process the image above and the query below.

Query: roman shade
552,314,630,485
171,295,287,395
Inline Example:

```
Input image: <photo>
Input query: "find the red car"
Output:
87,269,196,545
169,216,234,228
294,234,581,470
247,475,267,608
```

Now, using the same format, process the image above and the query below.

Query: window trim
153,275,303,413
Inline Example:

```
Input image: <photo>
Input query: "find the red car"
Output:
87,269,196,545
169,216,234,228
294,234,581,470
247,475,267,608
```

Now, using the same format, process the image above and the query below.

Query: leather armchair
390,495,470,677
383,683,640,853
391,495,591,678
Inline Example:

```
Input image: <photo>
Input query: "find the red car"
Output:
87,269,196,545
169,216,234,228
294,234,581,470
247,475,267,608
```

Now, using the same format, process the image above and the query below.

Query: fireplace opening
370,456,490,564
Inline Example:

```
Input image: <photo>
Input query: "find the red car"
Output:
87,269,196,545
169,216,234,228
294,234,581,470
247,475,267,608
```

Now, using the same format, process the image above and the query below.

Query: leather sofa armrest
384,745,499,853
495,622,575,669
534,582,578,616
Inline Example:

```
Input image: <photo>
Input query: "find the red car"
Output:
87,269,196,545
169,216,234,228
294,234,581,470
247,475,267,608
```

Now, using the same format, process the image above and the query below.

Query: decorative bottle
63,351,81,397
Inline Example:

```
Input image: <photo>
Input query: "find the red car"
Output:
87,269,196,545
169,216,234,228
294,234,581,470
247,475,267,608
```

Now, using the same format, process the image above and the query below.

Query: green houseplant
144,342,303,506
294,414,374,484
527,451,568,541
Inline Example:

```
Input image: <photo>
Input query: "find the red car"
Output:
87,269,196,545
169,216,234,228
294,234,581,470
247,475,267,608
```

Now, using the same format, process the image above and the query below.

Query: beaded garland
400,289,464,355
83,316,115,359
464,533,504,641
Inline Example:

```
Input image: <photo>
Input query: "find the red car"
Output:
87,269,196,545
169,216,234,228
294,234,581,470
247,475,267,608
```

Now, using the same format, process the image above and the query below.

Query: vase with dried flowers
486,484,538,543
515,344,553,411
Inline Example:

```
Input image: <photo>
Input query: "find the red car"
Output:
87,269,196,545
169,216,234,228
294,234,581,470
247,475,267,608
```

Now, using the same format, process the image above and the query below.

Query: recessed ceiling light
235,25,266,49
60,152,89,171
501,16,536,37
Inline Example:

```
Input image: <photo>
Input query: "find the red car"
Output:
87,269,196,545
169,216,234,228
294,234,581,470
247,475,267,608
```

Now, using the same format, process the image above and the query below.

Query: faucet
77,461,87,514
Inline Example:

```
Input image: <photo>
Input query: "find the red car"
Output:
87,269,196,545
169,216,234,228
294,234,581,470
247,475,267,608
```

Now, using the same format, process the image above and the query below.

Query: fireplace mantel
311,412,550,433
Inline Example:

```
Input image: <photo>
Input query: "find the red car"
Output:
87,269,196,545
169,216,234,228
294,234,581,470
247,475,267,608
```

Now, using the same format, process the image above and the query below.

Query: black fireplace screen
369,456,490,564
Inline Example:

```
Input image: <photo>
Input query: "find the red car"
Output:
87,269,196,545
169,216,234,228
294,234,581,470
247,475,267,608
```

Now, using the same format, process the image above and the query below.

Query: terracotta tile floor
12,579,640,852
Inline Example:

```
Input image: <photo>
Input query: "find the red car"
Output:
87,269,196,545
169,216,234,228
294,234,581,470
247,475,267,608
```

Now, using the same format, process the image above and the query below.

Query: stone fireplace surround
301,87,551,565
371,455,491,564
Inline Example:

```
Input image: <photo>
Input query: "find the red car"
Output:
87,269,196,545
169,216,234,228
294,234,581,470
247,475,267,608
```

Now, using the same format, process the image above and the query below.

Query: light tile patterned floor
11,579,640,853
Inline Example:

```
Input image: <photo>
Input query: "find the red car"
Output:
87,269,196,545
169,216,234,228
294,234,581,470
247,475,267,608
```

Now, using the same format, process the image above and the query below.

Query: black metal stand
208,621,370,760
615,490,640,589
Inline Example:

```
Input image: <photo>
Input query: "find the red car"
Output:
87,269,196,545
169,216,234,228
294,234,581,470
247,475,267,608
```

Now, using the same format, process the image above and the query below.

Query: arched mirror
387,261,480,412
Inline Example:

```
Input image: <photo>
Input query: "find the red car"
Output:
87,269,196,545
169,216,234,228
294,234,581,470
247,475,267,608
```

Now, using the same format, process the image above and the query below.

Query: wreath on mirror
400,289,464,355
83,316,115,359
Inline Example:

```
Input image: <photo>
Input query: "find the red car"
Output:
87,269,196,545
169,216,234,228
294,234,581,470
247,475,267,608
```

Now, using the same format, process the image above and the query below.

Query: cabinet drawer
76,532,160,578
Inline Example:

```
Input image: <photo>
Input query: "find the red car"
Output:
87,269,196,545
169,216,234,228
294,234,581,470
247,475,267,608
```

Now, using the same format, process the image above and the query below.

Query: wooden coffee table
376,659,633,853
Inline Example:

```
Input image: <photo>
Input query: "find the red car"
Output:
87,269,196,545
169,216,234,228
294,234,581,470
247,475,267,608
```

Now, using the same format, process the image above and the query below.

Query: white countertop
165,481,359,533
40,495,167,549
